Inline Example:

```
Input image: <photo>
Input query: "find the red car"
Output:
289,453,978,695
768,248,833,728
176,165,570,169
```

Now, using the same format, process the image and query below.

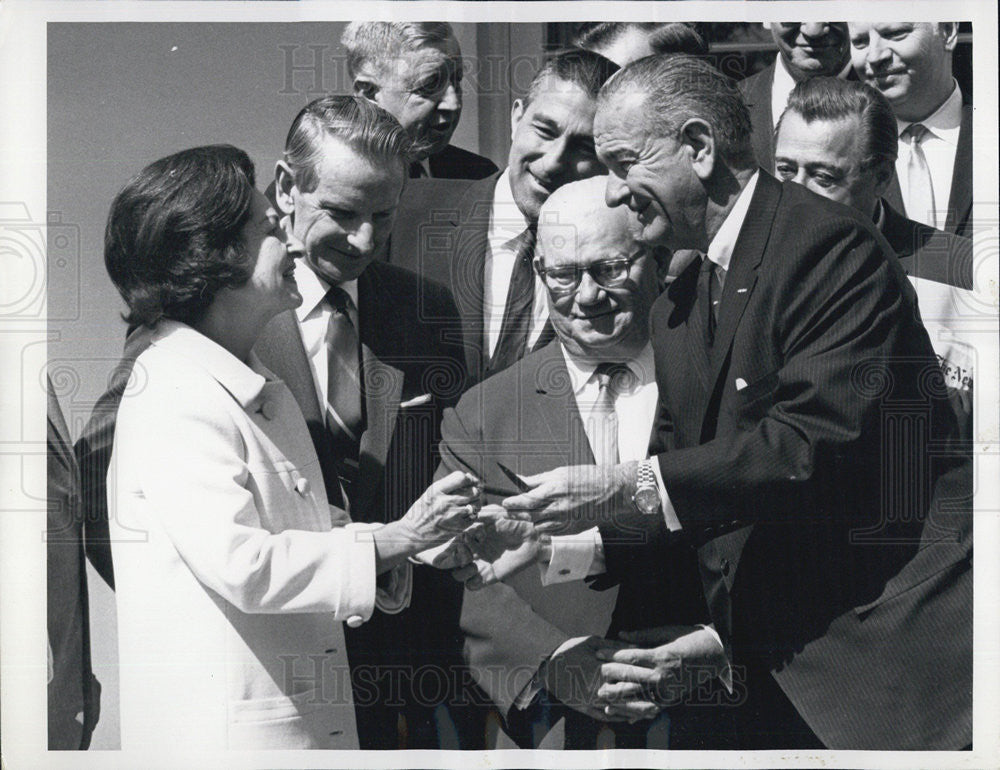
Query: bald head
535,176,664,362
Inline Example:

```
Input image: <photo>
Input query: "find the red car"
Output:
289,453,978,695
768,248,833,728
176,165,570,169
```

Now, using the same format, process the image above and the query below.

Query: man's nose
438,81,461,112
535,136,571,180
348,221,376,254
605,175,630,208
575,269,605,305
800,22,831,39
866,34,891,64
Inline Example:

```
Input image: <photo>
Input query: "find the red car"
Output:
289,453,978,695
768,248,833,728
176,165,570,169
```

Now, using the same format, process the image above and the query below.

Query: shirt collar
897,81,963,145
874,198,887,231
150,319,269,409
295,264,359,322
706,170,760,272
560,341,655,396
489,167,533,248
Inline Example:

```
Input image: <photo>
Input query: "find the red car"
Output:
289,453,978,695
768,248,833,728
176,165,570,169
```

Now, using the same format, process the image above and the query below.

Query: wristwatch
632,459,660,515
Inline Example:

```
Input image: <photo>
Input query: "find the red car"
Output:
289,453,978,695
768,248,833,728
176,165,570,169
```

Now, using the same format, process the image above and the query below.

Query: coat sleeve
115,379,379,621
437,397,570,718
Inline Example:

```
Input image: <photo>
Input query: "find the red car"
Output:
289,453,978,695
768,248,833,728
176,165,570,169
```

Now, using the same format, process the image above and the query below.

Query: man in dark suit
388,49,619,383
436,176,722,749
503,55,971,750
342,21,497,180
738,22,852,172
849,22,971,236
774,75,976,441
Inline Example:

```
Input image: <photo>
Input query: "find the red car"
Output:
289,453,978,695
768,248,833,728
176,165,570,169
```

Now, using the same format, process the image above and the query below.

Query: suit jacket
428,143,499,180
440,341,709,746
109,321,390,750
880,200,975,441
389,172,551,384
884,99,973,238
626,172,971,749
254,261,470,684
738,62,780,174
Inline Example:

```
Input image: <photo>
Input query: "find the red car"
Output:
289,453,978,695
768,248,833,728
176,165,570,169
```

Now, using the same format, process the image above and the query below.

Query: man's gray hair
341,22,457,79
283,95,411,192
600,54,755,170
777,76,898,171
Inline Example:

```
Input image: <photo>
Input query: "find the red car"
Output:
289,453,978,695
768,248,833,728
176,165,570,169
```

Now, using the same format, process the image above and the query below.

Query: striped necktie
325,286,363,497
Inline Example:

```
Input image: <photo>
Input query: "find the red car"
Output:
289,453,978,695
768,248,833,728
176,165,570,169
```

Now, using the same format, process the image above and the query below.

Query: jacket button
260,400,276,420
721,558,731,577
558,568,570,576
295,477,310,495
347,615,364,628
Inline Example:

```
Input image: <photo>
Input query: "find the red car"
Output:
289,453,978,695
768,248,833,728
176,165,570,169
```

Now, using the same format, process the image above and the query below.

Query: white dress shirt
895,81,964,231
483,168,550,357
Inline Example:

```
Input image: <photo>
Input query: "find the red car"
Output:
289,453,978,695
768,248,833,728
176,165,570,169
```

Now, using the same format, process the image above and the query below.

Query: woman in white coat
104,145,480,751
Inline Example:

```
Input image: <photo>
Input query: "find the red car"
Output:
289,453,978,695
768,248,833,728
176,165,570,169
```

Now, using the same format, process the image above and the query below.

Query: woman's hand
372,471,481,571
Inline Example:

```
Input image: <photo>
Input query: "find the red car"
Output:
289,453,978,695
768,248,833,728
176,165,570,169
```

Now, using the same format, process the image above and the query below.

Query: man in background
738,22,852,170
389,49,619,383
849,22,970,236
342,21,497,180
773,75,975,439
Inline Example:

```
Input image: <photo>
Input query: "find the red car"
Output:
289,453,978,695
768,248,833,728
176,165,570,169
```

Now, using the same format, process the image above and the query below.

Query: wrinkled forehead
376,38,461,80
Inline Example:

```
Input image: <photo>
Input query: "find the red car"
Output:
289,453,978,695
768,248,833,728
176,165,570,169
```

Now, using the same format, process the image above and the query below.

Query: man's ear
352,75,379,102
938,23,960,53
510,99,526,140
679,118,716,181
871,160,894,199
273,161,297,216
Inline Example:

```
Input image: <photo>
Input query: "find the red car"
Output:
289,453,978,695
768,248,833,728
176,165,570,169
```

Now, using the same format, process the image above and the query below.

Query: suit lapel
706,174,782,403
355,268,405,519
528,342,595,464
944,102,972,235
450,174,498,377
255,310,323,423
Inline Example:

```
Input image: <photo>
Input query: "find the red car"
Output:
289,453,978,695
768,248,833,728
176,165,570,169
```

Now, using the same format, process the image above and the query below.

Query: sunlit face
507,75,607,222
537,206,659,362
595,92,707,252
362,38,463,160
770,22,851,79
775,112,883,216
278,137,405,284
229,189,303,320
849,22,957,122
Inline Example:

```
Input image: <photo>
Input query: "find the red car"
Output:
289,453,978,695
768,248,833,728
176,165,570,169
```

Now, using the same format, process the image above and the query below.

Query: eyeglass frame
534,250,646,297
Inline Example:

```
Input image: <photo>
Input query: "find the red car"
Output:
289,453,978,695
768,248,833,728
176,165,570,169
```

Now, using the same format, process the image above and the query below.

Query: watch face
634,487,660,514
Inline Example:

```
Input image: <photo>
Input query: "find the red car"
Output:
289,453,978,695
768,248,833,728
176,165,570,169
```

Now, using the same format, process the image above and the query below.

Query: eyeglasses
536,253,644,296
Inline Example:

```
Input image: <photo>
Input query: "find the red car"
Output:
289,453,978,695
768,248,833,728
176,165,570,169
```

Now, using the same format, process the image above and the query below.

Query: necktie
325,286,363,497
697,255,715,345
588,363,634,465
901,123,936,227
409,160,428,179
488,226,537,375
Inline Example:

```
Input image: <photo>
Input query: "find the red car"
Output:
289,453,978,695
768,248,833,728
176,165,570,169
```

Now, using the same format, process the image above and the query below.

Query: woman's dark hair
104,144,257,328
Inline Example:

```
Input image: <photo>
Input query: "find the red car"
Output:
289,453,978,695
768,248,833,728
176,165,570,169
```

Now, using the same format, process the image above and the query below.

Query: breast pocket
730,369,781,430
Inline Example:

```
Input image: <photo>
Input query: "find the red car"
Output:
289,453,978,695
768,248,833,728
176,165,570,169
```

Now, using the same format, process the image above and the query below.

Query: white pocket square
400,393,433,408
735,378,748,391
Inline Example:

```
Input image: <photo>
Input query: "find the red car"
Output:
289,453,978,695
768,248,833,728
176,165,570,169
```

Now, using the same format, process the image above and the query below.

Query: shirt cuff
699,623,732,693
650,458,682,531
540,527,599,585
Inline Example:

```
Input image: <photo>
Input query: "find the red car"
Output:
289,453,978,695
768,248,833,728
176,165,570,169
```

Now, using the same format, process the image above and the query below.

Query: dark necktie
589,363,634,464
325,286,363,499
900,123,936,227
488,226,537,376
697,255,716,345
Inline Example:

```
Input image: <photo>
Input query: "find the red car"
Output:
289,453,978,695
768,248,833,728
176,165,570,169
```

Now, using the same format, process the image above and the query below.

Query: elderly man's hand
595,625,729,708
500,463,636,536
540,636,645,723
449,506,540,588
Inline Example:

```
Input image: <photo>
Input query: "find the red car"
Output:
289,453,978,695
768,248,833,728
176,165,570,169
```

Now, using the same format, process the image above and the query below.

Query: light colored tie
325,286,363,499
588,363,634,465
901,123,936,227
